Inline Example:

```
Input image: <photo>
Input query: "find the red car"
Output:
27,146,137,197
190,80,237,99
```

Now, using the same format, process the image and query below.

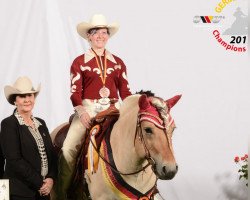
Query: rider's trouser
55,99,120,200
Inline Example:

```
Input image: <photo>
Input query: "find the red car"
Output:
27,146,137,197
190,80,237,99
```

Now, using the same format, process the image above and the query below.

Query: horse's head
135,94,181,180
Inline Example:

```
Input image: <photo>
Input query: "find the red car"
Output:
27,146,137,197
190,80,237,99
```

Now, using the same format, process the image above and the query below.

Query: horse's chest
86,170,119,200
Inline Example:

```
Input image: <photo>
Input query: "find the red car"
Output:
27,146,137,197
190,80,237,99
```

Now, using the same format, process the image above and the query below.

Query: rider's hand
75,105,92,129
80,111,91,129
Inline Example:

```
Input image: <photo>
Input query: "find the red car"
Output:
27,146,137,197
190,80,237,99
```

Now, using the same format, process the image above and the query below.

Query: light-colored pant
55,99,120,199
62,99,120,173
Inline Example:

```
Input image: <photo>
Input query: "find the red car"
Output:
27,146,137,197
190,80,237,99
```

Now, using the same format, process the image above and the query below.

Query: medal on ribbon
99,86,110,98
92,48,111,104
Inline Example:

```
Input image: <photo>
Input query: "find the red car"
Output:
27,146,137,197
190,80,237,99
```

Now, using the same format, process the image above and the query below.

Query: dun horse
51,93,181,200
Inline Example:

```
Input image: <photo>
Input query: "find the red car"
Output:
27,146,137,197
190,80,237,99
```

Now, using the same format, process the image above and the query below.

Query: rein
88,118,159,198
88,116,158,176
89,132,151,176
87,107,163,199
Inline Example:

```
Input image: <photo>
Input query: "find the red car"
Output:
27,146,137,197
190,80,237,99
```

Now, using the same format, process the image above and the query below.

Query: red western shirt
70,49,131,107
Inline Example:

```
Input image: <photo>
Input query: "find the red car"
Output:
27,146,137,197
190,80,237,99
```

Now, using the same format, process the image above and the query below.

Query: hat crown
13,76,34,92
77,14,119,40
89,14,108,27
4,76,40,105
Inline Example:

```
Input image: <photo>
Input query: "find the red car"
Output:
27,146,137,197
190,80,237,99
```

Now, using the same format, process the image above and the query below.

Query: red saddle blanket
82,114,119,171
70,113,119,197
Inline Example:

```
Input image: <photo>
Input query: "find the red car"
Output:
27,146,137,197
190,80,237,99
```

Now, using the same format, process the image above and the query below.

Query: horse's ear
139,94,151,110
165,95,182,109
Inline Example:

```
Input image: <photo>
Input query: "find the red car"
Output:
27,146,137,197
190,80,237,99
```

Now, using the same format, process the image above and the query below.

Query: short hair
9,94,17,105
87,27,110,35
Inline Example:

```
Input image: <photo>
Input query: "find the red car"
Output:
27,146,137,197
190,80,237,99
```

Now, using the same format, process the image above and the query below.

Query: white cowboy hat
4,76,41,105
77,14,119,40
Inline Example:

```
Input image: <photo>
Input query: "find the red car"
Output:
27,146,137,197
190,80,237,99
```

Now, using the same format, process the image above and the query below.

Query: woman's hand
80,111,91,128
75,105,92,129
39,178,54,196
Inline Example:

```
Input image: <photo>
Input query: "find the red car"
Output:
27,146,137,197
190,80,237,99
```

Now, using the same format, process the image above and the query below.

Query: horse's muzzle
157,164,178,180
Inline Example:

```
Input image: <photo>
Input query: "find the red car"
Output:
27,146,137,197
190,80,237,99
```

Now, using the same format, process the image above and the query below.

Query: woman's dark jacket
0,146,4,178
0,114,57,197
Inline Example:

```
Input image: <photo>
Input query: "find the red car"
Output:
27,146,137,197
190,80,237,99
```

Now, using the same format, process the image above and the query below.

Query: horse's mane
119,94,140,117
119,90,155,115
135,90,155,97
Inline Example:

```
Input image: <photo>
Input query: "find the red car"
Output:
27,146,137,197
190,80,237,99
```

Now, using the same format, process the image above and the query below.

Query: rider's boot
54,153,75,200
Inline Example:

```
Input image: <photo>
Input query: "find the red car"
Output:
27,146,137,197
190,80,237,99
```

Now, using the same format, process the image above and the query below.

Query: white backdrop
0,0,248,199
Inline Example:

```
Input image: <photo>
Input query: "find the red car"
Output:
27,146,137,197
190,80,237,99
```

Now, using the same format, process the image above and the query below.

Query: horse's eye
144,127,153,134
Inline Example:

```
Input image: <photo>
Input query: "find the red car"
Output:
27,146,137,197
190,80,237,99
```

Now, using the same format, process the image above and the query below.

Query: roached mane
136,90,155,97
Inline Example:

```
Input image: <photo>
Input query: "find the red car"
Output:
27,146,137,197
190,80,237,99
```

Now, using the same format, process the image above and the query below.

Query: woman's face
15,93,35,114
88,28,109,50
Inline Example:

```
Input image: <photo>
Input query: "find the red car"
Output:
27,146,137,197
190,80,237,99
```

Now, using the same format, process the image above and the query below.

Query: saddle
77,103,120,172
53,103,120,154
53,103,120,199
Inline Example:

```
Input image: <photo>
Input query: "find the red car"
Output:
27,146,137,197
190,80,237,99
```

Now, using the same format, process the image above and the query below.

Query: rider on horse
55,14,132,199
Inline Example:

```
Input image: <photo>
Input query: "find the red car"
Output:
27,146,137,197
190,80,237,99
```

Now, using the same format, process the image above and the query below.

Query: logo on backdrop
193,0,247,53
193,16,225,24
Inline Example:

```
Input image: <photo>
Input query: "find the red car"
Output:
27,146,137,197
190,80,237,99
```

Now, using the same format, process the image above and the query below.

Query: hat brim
77,22,119,40
4,84,41,105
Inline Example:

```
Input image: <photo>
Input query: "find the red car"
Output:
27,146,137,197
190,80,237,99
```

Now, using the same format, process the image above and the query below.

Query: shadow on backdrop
215,172,247,200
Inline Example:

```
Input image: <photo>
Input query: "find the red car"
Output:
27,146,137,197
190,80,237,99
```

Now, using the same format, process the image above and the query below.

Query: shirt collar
14,110,42,128
84,49,117,64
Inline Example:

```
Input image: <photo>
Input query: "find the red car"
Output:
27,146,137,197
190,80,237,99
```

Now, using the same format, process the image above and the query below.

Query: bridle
135,112,170,175
88,112,162,199
89,114,159,176
135,117,157,173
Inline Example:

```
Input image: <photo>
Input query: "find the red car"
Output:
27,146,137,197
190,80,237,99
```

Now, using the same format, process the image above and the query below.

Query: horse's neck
109,111,156,191
110,123,137,171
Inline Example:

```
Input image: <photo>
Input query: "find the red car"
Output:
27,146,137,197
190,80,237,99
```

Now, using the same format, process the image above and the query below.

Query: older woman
0,146,4,178
56,14,132,198
0,76,57,200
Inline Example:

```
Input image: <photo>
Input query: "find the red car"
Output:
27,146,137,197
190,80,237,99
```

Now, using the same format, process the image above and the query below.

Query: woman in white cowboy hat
0,76,57,200
55,14,132,199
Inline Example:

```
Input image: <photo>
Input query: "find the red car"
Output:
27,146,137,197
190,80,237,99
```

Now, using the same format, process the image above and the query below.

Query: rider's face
88,28,109,50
